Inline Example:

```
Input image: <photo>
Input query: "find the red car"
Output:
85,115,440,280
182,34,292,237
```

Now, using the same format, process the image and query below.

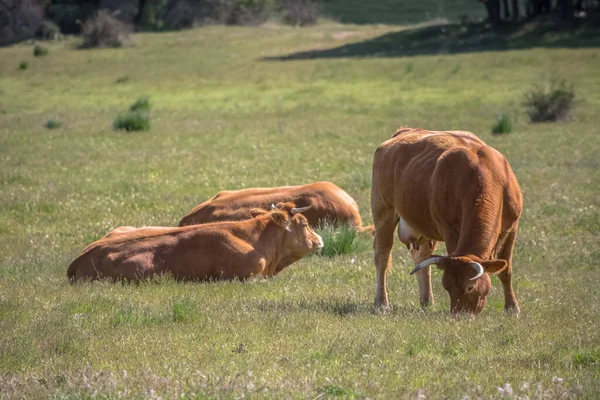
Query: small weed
573,349,600,366
44,119,62,129
116,76,130,84
491,113,512,134
172,301,186,322
19,61,28,70
405,63,414,73
524,78,575,122
129,97,150,112
318,384,354,397
33,45,49,57
113,111,150,131
317,223,366,257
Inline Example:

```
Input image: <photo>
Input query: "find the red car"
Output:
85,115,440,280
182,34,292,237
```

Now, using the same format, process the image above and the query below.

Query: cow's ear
481,259,507,274
250,208,267,217
271,211,290,228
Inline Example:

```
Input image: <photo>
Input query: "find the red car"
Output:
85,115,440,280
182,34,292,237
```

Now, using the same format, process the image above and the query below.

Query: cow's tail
359,224,375,236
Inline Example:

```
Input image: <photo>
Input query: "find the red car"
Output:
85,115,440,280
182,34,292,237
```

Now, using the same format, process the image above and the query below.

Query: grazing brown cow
371,127,522,314
179,181,374,234
67,203,324,282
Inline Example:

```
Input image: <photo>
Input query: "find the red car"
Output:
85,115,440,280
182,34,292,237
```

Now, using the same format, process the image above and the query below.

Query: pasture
1,20,600,398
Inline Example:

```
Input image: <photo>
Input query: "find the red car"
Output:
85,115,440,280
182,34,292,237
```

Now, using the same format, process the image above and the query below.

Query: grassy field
1,21,600,399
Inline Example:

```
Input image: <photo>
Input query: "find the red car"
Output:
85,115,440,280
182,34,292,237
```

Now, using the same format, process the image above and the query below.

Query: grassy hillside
1,23,600,398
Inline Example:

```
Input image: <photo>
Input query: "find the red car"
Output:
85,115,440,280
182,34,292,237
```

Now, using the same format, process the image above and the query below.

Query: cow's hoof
373,300,389,314
505,305,520,316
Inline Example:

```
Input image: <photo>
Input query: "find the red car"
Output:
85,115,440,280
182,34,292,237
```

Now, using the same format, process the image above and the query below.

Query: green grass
1,21,600,399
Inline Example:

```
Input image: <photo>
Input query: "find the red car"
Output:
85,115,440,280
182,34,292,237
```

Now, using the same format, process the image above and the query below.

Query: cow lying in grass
179,181,374,235
67,203,323,282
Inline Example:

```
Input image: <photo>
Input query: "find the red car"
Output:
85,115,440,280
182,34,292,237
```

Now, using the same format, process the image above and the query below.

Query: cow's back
372,128,518,240
179,182,362,228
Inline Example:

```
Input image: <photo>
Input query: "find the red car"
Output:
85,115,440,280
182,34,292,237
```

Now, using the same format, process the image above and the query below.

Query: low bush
280,0,320,26
19,61,28,70
45,119,62,129
36,20,62,40
524,78,575,123
113,111,150,131
130,97,151,112
81,10,133,49
33,45,49,57
491,113,512,134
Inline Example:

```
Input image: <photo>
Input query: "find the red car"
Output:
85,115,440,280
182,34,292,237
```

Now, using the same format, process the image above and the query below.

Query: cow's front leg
410,240,438,307
497,226,520,314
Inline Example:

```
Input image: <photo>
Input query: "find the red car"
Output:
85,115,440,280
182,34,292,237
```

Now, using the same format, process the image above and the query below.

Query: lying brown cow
371,127,522,314
179,181,374,234
67,203,323,282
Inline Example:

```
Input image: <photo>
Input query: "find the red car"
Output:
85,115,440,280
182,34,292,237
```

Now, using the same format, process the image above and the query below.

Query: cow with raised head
371,127,522,314
178,181,374,235
67,203,323,282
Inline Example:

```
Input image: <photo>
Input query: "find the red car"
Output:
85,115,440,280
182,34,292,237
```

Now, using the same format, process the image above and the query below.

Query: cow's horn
271,203,276,210
469,262,484,280
291,204,312,214
409,256,444,275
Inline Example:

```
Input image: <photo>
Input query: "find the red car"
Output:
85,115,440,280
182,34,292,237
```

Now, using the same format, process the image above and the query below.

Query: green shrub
36,20,62,40
115,76,130,84
524,78,575,123
113,111,150,131
33,45,49,57
130,97,151,112
317,223,367,257
45,119,62,129
281,0,320,26
18,61,28,70
491,113,512,135
81,10,133,49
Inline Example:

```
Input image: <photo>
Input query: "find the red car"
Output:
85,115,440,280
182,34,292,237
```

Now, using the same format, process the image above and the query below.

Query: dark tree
480,0,502,23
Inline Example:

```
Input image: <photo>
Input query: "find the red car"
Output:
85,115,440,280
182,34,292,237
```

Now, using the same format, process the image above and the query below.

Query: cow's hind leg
373,209,398,310
497,225,520,314
410,240,438,307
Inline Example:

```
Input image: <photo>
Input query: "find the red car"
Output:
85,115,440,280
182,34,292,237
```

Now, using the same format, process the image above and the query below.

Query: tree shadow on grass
264,17,600,61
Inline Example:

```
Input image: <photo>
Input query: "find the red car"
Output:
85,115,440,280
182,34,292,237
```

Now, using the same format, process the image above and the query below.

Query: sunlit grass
0,22,599,399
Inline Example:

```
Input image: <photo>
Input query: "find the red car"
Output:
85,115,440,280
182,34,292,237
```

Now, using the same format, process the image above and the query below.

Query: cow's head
410,255,506,314
251,202,324,257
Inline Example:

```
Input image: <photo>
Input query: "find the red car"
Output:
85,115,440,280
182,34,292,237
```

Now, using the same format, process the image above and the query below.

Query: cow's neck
233,217,293,276
452,201,501,261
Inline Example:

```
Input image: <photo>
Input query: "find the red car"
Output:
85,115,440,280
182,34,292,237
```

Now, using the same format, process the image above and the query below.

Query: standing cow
371,127,522,314
67,203,323,282
178,182,374,234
